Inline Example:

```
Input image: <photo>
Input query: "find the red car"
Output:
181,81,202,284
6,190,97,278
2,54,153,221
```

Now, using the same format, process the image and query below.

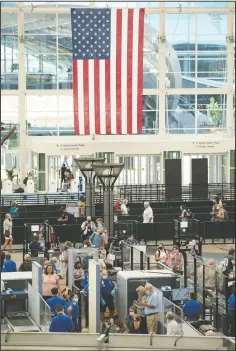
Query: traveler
78,196,86,216
63,241,75,286
183,292,201,321
47,287,66,316
155,243,169,265
39,220,54,249
142,202,153,223
9,201,19,217
1,251,5,270
49,257,59,275
126,234,139,246
142,283,160,334
81,271,89,327
89,228,106,249
113,319,128,334
166,312,181,336
57,209,74,224
197,258,219,290
29,236,44,257
18,254,32,272
168,246,183,273
74,262,84,289
216,204,228,222
81,216,96,242
49,305,74,333
210,198,220,222
2,253,16,273
64,292,80,332
228,287,235,337
23,172,33,186
121,199,129,215
42,265,60,300
133,286,148,334
96,218,105,229
100,269,116,328
125,305,135,331
114,199,122,221
2,213,13,251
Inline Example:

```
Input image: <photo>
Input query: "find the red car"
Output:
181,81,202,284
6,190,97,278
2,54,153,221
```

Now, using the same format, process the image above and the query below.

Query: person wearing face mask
114,319,128,334
125,306,135,332
74,262,84,289
81,216,96,242
64,292,80,332
100,269,116,330
63,241,75,286
166,312,181,336
133,286,148,334
18,254,32,272
49,305,74,333
228,287,235,337
169,246,183,273
141,284,160,334
89,228,106,249
81,271,89,327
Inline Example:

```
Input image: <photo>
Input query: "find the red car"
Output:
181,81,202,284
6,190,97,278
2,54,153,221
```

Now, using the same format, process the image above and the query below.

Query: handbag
4,229,10,238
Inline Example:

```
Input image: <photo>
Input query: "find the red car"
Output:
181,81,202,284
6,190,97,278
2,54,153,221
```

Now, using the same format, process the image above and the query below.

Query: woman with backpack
155,243,169,265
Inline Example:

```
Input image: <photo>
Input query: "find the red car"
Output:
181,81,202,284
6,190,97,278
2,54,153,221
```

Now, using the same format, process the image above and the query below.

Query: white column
18,4,27,186
226,9,234,138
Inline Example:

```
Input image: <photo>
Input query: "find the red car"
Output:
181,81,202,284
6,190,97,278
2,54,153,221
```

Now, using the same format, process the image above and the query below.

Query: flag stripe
72,60,79,135
121,9,128,135
83,60,90,135
137,8,145,134
78,61,85,135
99,60,106,135
105,60,111,134
89,60,95,134
132,10,139,134
110,9,117,134
127,9,134,135
116,9,122,135
94,60,100,135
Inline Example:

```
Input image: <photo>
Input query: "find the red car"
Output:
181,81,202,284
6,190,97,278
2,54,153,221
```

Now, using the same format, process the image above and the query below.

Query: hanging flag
71,7,144,135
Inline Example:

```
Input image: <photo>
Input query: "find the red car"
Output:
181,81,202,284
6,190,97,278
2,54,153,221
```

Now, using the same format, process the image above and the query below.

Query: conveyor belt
5,312,40,332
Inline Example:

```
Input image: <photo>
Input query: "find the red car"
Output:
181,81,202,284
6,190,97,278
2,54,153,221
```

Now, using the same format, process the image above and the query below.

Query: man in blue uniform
81,271,89,327
47,288,66,317
64,292,80,332
2,253,16,272
183,292,201,321
100,269,115,329
49,305,74,333
228,287,235,337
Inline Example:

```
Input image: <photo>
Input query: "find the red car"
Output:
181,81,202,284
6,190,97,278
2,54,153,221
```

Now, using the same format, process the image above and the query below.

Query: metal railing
120,183,235,202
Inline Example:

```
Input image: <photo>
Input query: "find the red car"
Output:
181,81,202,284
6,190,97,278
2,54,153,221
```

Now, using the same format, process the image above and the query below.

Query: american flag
71,8,144,135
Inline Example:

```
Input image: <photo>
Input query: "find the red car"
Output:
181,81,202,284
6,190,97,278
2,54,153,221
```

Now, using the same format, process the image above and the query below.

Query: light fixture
74,157,105,183
92,163,124,189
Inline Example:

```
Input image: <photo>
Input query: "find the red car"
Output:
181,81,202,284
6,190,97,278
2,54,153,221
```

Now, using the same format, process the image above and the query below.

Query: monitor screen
31,225,39,232
172,288,189,301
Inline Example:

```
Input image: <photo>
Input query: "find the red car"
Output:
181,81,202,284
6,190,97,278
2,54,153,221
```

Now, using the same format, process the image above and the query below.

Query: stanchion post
215,270,219,330
147,256,150,270
193,256,197,297
140,250,144,270
202,264,206,319
130,246,133,271
182,250,187,288
121,242,124,271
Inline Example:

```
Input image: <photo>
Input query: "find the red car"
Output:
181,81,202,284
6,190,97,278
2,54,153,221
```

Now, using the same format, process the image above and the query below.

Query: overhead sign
56,144,85,151
192,141,221,149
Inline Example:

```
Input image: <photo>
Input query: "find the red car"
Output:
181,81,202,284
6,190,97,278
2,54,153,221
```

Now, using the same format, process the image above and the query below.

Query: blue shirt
228,294,235,311
183,300,201,320
81,274,88,293
100,278,114,296
49,313,74,332
64,300,80,319
90,233,103,248
144,290,160,315
2,259,17,273
47,296,66,314
10,207,19,217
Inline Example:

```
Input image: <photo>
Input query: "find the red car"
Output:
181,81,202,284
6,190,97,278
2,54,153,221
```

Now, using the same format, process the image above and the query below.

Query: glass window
1,95,19,123
166,94,195,134
143,95,159,133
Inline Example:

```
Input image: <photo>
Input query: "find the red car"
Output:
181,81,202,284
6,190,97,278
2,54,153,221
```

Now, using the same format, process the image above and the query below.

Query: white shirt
1,281,5,291
167,320,181,336
121,204,128,215
143,206,153,223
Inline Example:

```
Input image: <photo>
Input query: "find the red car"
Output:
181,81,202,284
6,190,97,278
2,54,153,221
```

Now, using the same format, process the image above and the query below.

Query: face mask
146,291,150,295
88,220,91,222
115,327,120,332
129,312,134,316
84,245,88,248
73,296,78,303
229,274,234,279
102,275,108,279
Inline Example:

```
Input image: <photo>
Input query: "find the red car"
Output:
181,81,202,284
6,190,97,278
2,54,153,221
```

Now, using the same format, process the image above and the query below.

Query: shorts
5,235,12,241
100,294,115,313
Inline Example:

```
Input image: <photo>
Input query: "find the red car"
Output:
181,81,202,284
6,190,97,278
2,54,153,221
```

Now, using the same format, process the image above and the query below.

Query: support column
85,183,92,217
158,6,166,138
103,189,114,236
226,9,234,138
18,4,27,186
91,182,96,218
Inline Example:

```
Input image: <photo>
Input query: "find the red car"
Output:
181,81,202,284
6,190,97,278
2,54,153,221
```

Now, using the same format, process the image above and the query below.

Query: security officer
64,292,80,332
81,271,89,328
49,305,74,333
47,288,66,317
100,269,116,330
183,292,201,321
2,253,16,272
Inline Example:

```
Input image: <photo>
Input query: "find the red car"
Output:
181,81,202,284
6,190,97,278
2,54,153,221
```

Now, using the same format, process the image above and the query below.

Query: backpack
157,249,167,257
219,257,229,273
